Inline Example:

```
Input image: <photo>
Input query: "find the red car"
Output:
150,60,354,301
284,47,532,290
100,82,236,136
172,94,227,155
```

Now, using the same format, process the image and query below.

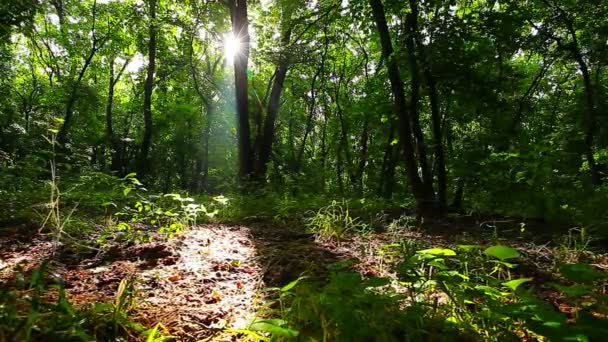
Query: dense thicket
1,0,607,224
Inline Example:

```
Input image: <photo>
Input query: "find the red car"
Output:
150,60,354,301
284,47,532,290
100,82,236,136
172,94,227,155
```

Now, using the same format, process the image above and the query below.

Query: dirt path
0,223,354,340
3,220,605,341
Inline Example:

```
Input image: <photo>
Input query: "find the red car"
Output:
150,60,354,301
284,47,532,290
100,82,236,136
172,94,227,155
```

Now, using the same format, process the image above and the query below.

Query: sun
224,32,241,64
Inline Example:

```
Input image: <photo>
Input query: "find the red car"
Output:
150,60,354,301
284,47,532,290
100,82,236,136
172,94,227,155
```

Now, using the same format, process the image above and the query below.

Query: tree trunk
107,58,129,173
106,60,116,171
255,62,289,179
57,47,97,144
560,18,601,186
230,0,253,181
404,13,432,192
369,0,432,215
409,0,447,212
356,118,369,196
379,122,397,199
253,26,292,180
137,0,157,178
573,50,602,186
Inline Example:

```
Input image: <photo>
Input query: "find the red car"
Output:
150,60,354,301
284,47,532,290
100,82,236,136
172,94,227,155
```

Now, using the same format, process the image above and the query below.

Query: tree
137,0,158,177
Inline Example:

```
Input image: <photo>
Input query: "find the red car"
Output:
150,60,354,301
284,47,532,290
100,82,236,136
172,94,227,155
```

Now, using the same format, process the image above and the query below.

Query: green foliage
251,269,468,341
305,200,369,239
554,227,594,264
0,266,148,341
98,178,229,244
257,242,608,341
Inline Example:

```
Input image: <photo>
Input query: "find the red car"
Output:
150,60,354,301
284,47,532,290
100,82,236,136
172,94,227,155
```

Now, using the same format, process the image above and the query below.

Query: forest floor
1,217,608,341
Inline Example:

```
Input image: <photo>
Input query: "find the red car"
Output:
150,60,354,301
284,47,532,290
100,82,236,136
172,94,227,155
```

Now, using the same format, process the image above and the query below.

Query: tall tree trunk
356,118,369,196
295,29,328,173
107,58,129,173
254,27,292,180
255,62,289,179
369,0,432,215
533,14,602,186
229,0,253,181
558,12,602,185
409,0,447,212
426,73,447,211
200,102,213,191
404,10,433,196
57,1,101,145
57,45,97,144
379,122,397,199
137,0,157,177
572,50,601,186
106,60,116,171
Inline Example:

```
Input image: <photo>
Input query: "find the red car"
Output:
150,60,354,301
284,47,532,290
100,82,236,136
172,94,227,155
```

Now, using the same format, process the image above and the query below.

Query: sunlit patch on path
134,225,263,340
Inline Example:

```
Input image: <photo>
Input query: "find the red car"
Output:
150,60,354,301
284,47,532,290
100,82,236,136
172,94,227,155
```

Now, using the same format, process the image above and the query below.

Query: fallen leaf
236,281,244,289
168,275,181,282
212,288,222,301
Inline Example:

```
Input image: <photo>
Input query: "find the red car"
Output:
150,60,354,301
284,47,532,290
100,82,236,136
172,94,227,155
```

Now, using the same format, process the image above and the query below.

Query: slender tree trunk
230,0,253,181
57,47,97,144
137,0,157,177
535,15,602,186
427,75,447,211
509,59,551,140
379,122,397,199
336,146,344,195
356,118,369,196
254,26,292,180
409,0,447,212
404,10,433,195
572,51,602,186
451,178,464,211
106,58,129,173
296,31,328,173
106,60,116,171
369,0,432,215
57,1,101,145
320,97,329,170
201,102,213,190
255,62,289,179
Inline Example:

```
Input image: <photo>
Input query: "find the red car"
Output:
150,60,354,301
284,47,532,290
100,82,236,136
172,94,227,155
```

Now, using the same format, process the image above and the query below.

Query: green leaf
281,277,304,292
213,195,229,205
437,270,469,281
484,245,520,260
418,248,457,256
559,263,605,283
475,285,509,299
249,319,299,337
145,324,159,342
363,277,391,287
205,210,219,218
552,283,594,298
502,278,532,291
457,244,482,251
123,172,137,179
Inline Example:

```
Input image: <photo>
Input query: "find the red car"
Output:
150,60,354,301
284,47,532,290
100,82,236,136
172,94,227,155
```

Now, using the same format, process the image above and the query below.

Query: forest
1,0,608,340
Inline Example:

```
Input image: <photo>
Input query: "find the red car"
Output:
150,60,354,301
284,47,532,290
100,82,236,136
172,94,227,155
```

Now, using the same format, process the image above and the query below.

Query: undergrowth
0,265,166,341
248,243,608,341
305,200,370,239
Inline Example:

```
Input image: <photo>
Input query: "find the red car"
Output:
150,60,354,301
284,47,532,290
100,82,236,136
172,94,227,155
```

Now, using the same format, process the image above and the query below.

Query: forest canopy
2,0,607,223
